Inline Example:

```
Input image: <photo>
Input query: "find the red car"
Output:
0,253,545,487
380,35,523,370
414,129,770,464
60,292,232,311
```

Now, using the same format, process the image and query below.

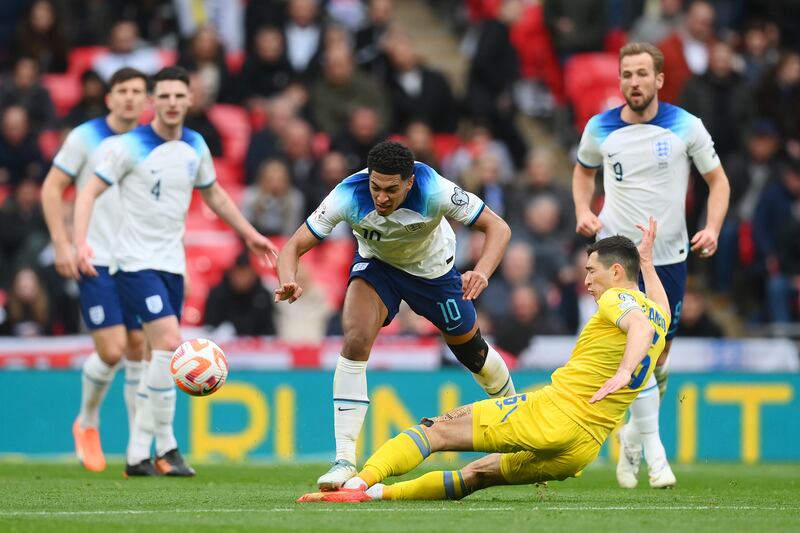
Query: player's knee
125,333,147,361
93,332,126,365
448,329,488,374
341,330,375,360
461,455,504,491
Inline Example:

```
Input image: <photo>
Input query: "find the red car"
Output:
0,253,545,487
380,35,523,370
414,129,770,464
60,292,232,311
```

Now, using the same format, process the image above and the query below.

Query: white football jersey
94,124,215,274
53,117,122,267
307,162,485,279
577,103,720,265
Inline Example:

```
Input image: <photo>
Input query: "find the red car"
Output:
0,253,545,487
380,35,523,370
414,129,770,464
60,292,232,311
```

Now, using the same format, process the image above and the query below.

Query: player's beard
625,90,655,113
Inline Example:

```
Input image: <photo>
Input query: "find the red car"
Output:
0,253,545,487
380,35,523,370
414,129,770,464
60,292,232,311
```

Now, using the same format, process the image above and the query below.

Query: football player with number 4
572,42,731,488
275,141,516,491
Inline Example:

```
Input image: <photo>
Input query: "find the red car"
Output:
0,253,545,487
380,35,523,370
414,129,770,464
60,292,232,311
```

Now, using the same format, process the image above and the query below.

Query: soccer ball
170,338,228,396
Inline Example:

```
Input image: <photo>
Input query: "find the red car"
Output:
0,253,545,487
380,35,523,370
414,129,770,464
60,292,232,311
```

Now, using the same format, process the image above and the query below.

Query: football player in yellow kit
298,217,671,503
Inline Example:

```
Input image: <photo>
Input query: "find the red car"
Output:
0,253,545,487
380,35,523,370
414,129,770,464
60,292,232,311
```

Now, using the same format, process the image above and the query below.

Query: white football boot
317,459,358,491
648,458,677,489
616,424,642,489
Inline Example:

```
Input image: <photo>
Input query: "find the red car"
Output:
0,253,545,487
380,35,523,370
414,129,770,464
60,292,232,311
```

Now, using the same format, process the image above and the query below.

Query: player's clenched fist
576,210,603,237
461,270,488,300
274,281,303,303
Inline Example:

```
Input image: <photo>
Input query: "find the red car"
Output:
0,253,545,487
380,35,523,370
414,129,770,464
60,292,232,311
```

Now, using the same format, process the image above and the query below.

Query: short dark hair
586,235,640,280
108,67,148,90
152,66,190,87
367,140,415,180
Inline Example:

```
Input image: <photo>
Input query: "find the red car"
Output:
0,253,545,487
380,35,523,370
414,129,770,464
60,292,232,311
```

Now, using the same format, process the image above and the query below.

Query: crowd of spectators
0,0,798,354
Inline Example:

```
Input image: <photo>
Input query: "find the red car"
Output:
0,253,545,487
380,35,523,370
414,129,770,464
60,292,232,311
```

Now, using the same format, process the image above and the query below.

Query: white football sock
78,352,118,428
148,350,178,456
630,385,668,469
473,344,516,397
123,359,144,438
127,360,153,465
333,355,369,465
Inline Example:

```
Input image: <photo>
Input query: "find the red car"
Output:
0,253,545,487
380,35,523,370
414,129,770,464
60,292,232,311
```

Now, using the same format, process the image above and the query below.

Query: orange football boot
72,418,106,472
297,489,373,503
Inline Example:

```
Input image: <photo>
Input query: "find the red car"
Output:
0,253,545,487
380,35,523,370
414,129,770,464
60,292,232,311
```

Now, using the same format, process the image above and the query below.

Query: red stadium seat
208,104,251,166
213,158,244,185
42,74,82,118
432,134,462,161
564,53,622,130
158,49,177,67
226,51,245,73
571,85,625,131
68,46,108,76
39,129,65,161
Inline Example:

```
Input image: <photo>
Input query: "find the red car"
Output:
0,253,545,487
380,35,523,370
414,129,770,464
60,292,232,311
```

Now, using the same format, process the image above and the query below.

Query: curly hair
367,141,416,180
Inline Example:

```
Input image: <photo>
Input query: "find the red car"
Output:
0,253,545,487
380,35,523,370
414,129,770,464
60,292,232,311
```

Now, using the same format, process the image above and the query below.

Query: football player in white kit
41,68,149,473
572,42,730,488
275,141,517,491
73,66,279,476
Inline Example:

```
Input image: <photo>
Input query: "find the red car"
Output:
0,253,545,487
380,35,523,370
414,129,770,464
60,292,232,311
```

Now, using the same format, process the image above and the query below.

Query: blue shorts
78,266,140,331
348,255,476,336
115,269,184,325
639,261,687,341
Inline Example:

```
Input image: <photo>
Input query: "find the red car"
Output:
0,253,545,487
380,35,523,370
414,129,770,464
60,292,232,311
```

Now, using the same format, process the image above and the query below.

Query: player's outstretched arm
636,217,670,320
572,163,603,237
200,182,279,266
691,165,731,258
41,166,79,280
590,310,655,403
73,175,110,277
464,206,511,300
274,223,320,303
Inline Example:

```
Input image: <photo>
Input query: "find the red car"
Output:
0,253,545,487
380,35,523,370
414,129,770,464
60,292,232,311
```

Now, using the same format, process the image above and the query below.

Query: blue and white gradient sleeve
576,116,603,168
435,175,485,226
305,186,348,239
93,137,133,186
687,117,720,175
52,128,88,179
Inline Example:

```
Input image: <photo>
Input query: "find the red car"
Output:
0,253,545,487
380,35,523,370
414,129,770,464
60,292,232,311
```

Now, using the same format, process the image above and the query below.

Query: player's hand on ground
576,210,602,237
246,234,279,268
54,241,80,280
635,216,658,266
690,228,718,258
274,281,303,303
589,370,632,403
75,243,97,277
461,270,489,300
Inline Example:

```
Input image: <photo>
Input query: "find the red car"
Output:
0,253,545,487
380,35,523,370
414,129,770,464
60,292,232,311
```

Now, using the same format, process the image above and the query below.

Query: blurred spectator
278,118,322,213
326,0,366,32
0,106,45,187
203,251,276,335
509,150,574,235
383,29,458,134
284,0,325,81
679,283,725,337
241,158,305,236
773,198,800,323
629,0,684,45
460,152,509,218
12,0,68,73
543,0,608,61
0,2,27,67
183,73,223,157
478,241,547,321
658,0,716,104
355,0,393,75
92,20,163,82
494,285,566,357
331,107,385,173
0,267,52,336
173,0,244,53
680,41,752,157
518,194,572,284
754,51,800,146
0,56,56,134
178,25,236,104
393,301,438,337
275,264,332,341
404,120,439,168
245,0,287,53
753,157,800,323
310,45,390,136
241,26,294,106
740,19,779,88
245,96,298,183
64,70,108,128
443,123,514,186
319,150,348,191
0,177,49,286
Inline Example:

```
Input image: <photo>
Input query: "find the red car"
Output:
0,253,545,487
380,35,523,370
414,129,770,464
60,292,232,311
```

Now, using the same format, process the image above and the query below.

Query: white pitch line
0,505,795,517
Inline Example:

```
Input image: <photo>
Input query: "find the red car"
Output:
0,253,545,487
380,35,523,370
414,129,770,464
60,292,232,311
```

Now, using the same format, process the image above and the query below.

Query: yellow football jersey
545,287,670,443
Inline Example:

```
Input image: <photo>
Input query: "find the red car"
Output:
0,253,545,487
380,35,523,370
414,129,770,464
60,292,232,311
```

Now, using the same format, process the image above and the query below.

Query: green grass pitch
0,462,798,532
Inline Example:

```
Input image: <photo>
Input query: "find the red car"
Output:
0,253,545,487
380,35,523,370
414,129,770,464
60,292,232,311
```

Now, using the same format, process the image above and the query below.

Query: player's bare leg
318,279,387,491
444,325,515,398
74,324,127,472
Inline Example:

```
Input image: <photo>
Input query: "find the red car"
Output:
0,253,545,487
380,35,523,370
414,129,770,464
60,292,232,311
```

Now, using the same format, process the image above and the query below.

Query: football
170,338,228,396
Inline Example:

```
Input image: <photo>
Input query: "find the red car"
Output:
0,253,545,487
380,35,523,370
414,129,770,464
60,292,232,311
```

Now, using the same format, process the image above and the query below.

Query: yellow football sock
383,470,471,500
359,424,431,486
